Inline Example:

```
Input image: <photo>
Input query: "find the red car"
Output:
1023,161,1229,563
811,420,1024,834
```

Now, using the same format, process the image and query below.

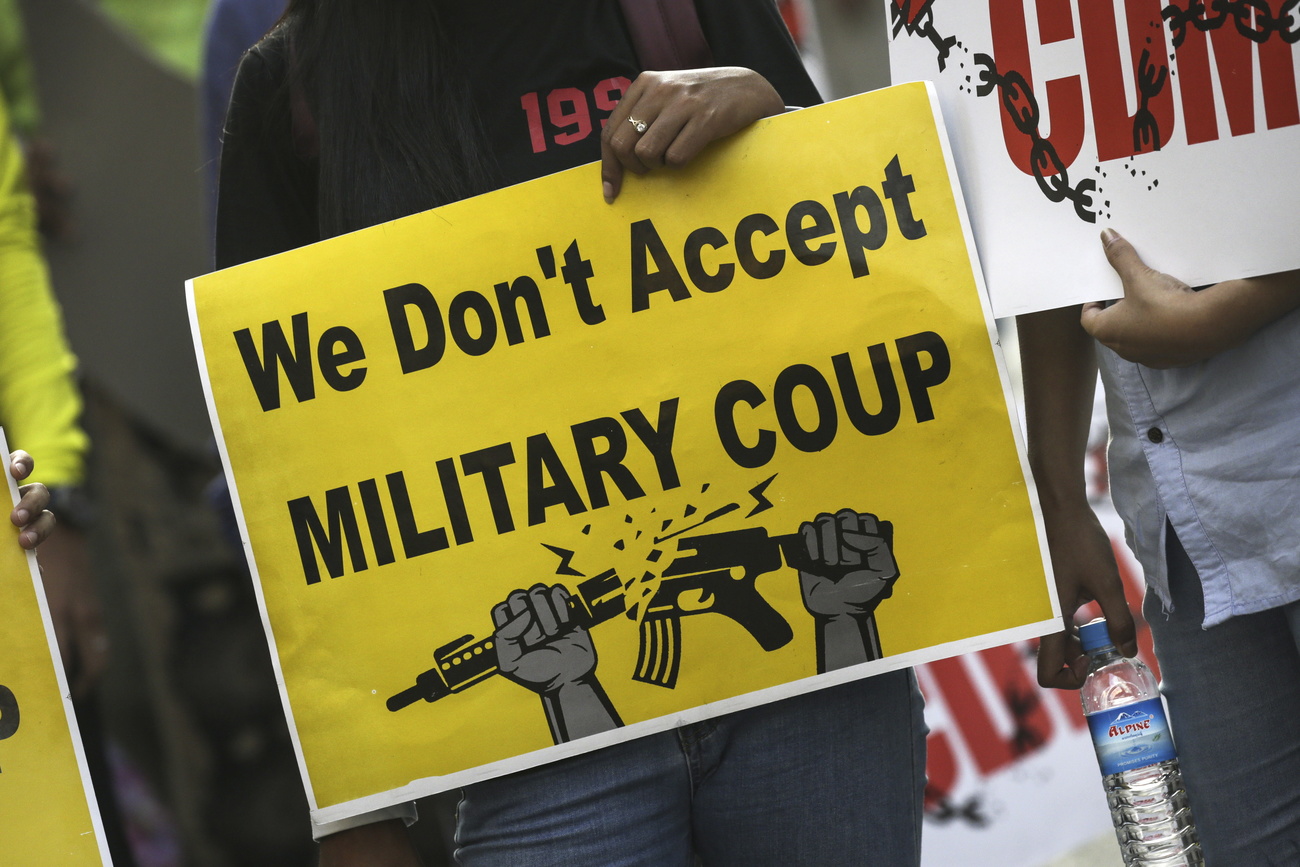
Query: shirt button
1147,427,1164,444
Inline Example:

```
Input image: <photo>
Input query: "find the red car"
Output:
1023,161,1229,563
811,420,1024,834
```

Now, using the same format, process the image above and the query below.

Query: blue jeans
1147,531,1300,865
454,670,926,866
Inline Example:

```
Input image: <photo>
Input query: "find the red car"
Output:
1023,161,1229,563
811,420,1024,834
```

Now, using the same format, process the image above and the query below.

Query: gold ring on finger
628,117,648,134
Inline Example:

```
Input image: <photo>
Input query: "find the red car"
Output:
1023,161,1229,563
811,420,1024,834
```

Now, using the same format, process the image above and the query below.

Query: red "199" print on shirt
520,78,634,153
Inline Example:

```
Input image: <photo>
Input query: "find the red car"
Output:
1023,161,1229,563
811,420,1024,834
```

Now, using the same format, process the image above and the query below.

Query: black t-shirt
215,0,822,270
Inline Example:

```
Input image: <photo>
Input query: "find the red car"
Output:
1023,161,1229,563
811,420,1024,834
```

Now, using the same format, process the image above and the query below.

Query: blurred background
9,0,1130,863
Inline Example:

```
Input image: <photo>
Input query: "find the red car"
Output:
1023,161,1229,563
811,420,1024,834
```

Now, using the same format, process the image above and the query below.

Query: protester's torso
1100,307,1300,625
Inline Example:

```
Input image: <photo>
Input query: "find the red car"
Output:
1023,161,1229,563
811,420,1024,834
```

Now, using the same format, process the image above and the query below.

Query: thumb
1100,228,1147,284
1079,300,1109,337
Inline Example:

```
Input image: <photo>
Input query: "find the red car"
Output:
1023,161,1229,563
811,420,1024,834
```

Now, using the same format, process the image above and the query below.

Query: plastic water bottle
1079,618,1203,866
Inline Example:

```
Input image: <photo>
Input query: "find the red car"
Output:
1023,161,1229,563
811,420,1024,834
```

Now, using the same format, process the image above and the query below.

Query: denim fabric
454,671,926,867
1146,532,1300,865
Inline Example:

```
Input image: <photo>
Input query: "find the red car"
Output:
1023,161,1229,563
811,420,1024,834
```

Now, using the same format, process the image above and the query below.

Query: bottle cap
1078,618,1114,653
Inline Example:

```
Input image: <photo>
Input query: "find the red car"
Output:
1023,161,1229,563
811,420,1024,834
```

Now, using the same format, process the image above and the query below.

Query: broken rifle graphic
388,517,897,712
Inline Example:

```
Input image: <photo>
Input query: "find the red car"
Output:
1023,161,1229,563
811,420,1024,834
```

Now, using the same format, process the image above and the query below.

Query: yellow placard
189,82,1056,821
0,430,110,864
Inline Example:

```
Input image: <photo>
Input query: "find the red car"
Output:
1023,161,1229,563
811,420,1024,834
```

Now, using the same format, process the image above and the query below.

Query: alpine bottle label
1086,697,1177,776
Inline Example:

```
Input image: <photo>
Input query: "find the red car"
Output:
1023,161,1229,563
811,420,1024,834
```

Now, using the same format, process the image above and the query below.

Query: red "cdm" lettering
989,0,1299,174
1174,9,1300,142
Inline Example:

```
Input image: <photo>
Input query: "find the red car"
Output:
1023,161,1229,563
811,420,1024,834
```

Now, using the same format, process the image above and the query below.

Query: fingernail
602,182,615,204
20,531,34,547
1101,228,1119,245
14,509,27,523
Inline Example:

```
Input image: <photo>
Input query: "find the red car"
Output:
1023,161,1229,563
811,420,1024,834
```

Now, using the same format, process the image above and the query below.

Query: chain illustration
891,3,1189,222
973,55,1098,223
926,793,991,828
1163,0,1300,47
1133,48,1169,153
890,0,959,71
891,1,1101,223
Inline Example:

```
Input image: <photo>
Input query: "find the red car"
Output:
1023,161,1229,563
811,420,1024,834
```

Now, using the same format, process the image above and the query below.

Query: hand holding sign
8,451,55,550
1081,230,1300,368
600,67,785,203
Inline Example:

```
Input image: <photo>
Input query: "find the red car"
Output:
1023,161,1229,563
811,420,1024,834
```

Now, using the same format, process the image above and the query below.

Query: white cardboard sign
886,0,1300,317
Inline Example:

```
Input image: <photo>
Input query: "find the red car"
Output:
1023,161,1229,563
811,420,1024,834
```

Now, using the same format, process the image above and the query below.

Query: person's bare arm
1018,307,1136,689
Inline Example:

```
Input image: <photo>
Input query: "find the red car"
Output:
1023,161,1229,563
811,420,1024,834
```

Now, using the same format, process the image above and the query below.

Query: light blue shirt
1098,307,1300,628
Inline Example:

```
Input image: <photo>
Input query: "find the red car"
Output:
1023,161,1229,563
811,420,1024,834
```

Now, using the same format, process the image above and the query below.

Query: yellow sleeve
0,0,40,137
0,100,87,487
